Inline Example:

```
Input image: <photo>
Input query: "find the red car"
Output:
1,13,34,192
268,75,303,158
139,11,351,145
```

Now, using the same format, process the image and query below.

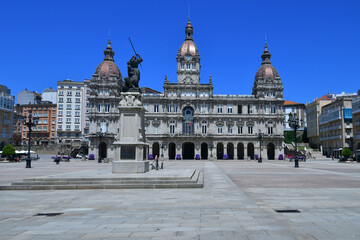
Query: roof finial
108,29,111,45
188,0,190,20
265,34,267,48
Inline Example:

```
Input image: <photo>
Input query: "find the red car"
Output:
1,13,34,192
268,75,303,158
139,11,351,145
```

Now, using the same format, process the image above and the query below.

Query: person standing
155,155,159,170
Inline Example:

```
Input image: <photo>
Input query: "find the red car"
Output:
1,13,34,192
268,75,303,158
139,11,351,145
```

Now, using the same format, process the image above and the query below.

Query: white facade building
56,80,84,145
41,88,57,104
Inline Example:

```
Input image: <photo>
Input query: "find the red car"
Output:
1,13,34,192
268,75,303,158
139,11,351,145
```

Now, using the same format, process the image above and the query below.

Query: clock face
185,55,192,61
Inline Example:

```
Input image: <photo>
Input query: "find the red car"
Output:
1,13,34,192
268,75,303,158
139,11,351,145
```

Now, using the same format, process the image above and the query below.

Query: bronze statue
123,54,143,92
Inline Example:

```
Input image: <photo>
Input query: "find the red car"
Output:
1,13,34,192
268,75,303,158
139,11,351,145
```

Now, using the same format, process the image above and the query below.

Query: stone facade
88,39,123,162
88,19,285,161
143,19,284,160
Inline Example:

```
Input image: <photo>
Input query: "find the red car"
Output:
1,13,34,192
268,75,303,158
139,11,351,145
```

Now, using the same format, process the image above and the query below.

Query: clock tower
176,19,201,84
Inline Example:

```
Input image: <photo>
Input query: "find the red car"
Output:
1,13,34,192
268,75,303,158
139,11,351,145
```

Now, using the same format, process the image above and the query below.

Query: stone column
234,146,238,160
244,146,248,160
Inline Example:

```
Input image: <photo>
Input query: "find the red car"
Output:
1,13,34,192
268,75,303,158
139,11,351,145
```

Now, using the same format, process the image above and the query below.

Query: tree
342,148,352,158
1,144,15,159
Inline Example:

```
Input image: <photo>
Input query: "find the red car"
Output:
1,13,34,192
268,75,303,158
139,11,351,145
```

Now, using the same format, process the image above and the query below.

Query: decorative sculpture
123,38,143,93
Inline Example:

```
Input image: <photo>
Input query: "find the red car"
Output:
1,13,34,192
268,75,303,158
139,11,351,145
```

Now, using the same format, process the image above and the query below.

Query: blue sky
1,0,359,104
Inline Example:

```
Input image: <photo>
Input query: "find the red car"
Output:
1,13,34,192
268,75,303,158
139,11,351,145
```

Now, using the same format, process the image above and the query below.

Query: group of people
150,155,163,170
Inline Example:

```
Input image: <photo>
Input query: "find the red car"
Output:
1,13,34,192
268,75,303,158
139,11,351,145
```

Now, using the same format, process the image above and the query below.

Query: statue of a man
123,54,143,92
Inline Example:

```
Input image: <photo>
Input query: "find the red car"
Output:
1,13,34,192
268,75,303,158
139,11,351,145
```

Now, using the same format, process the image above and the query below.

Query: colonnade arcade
149,140,279,160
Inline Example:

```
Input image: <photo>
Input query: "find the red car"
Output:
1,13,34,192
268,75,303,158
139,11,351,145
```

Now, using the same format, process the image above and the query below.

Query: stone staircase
0,170,203,190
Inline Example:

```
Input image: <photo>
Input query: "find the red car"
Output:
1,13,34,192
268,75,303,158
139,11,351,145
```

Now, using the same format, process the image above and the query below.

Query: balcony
320,135,342,141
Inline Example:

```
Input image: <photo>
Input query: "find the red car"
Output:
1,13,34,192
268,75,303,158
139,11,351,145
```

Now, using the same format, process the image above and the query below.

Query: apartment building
283,100,306,131
15,102,57,145
306,94,335,149
56,80,84,145
352,94,360,160
0,84,15,148
319,97,354,158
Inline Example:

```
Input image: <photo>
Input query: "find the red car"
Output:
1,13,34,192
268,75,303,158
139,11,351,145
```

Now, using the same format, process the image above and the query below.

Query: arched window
170,121,175,134
182,107,194,135
201,121,207,134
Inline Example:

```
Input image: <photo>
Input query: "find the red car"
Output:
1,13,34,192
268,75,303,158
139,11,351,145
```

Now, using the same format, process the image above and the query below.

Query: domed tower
252,42,283,99
176,19,201,84
88,38,123,161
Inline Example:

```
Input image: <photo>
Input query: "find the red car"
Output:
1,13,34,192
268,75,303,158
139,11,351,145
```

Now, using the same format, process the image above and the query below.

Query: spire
185,18,194,40
104,36,115,62
164,75,169,83
261,38,271,65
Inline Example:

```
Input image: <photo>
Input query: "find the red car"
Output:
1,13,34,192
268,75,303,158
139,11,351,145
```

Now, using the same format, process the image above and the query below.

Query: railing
319,125,342,132
320,135,342,141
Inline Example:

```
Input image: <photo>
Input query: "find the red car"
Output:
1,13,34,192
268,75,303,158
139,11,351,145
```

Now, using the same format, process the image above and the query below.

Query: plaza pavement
1,156,360,239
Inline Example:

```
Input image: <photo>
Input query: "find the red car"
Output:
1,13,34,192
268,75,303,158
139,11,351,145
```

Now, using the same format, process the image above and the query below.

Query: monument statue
123,54,143,92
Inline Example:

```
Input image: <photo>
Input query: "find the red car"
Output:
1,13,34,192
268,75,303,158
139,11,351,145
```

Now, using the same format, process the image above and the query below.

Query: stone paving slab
1,157,360,239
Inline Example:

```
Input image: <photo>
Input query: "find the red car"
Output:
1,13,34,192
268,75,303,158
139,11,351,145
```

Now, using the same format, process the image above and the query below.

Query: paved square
1,157,360,239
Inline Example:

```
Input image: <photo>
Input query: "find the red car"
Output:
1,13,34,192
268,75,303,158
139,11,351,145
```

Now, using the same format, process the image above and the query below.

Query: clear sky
1,0,359,104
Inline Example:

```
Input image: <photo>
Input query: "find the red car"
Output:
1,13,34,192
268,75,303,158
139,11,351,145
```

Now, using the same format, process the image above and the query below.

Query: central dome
178,19,199,57
255,43,279,82
94,39,122,80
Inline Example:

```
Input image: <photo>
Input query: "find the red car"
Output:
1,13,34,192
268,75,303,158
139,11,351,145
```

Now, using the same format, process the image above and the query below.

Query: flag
188,121,191,126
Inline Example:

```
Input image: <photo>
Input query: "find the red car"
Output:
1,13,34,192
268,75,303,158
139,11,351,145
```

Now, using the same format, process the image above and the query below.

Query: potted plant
223,154,228,160
195,154,200,160
148,154,153,160
278,154,284,160
254,154,258,160
176,154,181,160
88,154,95,160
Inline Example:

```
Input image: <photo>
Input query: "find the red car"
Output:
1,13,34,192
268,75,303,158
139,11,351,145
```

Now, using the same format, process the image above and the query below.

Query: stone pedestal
112,92,149,173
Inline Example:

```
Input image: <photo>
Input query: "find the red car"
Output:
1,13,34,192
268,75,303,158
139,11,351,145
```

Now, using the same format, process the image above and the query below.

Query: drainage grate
34,213,63,217
274,209,300,213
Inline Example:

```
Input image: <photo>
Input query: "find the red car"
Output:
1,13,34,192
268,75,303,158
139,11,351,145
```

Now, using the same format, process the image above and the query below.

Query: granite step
0,170,203,190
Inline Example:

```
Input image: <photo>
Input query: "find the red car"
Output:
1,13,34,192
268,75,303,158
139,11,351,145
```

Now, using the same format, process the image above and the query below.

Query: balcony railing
320,135,342,141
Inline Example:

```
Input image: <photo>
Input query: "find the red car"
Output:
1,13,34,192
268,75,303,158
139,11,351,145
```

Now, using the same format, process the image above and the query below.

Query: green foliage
302,128,309,143
284,131,302,144
2,144,15,158
342,148,352,158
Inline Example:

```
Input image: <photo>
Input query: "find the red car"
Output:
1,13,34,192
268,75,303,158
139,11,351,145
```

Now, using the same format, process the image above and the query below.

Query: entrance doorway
267,142,275,160
247,143,254,160
152,142,160,157
237,143,244,159
217,143,224,159
168,142,176,159
182,142,195,159
201,142,208,159
99,142,107,160
227,143,234,159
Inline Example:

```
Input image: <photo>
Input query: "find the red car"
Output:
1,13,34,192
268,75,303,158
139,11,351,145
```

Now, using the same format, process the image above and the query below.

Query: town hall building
88,19,285,161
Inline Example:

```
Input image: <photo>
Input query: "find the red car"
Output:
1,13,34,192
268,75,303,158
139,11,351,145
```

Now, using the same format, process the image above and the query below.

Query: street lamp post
22,111,39,168
289,113,302,168
97,132,104,163
258,130,264,163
